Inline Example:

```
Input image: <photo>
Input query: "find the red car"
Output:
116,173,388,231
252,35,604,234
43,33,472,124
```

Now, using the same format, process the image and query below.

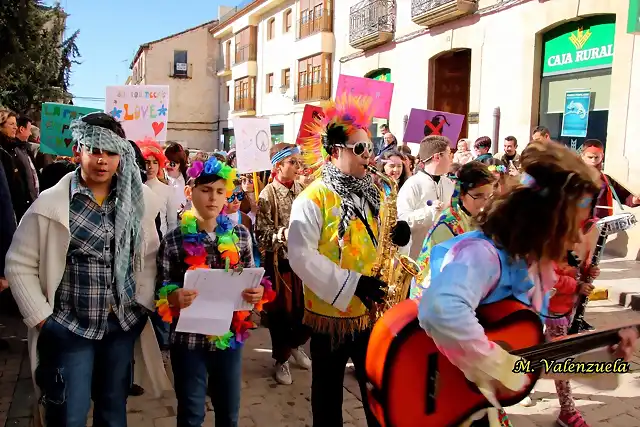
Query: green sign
542,16,616,76
628,0,640,34
40,102,102,156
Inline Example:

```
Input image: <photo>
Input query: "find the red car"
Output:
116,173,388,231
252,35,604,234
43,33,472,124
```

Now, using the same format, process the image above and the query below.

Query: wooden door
432,49,471,138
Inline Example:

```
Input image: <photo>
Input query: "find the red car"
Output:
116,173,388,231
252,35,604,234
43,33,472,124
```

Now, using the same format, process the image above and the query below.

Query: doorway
429,49,471,139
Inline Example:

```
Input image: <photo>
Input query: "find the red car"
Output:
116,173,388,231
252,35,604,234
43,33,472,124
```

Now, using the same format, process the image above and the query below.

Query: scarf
70,119,145,317
321,162,380,240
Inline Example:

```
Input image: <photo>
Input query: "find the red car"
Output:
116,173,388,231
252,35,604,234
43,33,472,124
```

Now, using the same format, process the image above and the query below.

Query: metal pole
402,114,409,145
492,107,501,155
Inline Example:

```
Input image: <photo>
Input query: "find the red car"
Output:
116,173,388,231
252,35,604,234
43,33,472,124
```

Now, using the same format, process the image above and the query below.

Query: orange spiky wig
136,137,167,170
298,93,374,177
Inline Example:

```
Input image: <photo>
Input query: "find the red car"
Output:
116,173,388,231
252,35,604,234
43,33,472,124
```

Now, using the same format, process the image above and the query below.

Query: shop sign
628,0,640,34
561,90,591,138
543,19,615,76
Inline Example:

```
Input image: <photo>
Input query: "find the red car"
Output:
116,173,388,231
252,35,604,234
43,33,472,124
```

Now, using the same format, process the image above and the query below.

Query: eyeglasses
342,140,374,156
227,191,245,203
467,192,492,201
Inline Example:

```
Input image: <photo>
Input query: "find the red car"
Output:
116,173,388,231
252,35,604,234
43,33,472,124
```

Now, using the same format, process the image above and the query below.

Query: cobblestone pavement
3,301,640,426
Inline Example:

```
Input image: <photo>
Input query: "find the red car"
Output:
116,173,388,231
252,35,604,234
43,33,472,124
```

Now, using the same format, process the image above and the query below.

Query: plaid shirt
52,169,146,340
156,223,255,351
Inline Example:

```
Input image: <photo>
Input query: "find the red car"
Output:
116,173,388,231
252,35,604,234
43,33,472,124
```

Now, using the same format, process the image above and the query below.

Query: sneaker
519,396,534,407
557,411,590,427
291,347,311,370
275,362,292,385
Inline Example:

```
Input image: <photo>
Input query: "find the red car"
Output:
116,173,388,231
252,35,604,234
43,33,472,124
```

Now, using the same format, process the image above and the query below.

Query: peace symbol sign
256,130,269,152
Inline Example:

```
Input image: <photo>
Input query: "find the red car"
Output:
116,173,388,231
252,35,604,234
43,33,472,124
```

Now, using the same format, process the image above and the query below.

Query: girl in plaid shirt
156,157,274,427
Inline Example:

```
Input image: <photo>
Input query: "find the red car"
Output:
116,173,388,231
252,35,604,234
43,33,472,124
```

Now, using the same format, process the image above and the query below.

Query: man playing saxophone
288,94,411,427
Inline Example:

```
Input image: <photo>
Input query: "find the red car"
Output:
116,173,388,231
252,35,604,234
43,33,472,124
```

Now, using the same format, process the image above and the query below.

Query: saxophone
366,165,421,321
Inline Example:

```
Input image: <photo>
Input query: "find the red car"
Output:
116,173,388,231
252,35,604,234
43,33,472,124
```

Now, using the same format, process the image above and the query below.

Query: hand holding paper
168,289,199,309
242,287,265,305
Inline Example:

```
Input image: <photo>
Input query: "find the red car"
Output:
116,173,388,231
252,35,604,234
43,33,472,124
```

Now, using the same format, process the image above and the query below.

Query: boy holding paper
156,156,275,427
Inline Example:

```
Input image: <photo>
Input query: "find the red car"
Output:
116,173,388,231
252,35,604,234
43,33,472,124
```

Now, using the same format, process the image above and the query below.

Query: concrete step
593,256,640,310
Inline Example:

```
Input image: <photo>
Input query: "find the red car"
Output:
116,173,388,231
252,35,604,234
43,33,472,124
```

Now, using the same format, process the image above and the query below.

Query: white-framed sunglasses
341,140,374,156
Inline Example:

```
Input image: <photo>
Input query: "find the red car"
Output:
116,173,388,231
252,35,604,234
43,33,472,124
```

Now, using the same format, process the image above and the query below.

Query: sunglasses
227,191,245,203
343,140,374,156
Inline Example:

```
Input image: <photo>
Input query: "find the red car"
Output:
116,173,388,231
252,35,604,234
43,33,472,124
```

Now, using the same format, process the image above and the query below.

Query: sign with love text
335,74,393,119
105,85,169,141
40,103,102,156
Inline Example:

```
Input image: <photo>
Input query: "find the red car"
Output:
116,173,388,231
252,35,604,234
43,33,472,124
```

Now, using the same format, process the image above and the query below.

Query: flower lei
488,164,507,174
155,157,276,350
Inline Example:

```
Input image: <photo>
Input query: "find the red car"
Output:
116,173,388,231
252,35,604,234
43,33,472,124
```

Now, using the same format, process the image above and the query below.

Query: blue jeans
35,315,145,427
171,345,243,427
149,310,170,351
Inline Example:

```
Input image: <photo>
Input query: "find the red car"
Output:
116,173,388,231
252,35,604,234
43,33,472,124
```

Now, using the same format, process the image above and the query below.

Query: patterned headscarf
70,118,145,316
322,162,380,241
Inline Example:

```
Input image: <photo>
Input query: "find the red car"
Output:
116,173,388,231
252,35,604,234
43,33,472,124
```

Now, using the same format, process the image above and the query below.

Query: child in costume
580,139,640,219
546,225,600,427
288,94,411,426
155,157,275,427
137,137,180,235
256,143,312,385
411,161,496,299
419,140,638,427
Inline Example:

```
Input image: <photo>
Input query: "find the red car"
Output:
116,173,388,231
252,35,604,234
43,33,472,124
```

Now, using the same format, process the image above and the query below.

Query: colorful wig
298,93,374,177
137,137,167,170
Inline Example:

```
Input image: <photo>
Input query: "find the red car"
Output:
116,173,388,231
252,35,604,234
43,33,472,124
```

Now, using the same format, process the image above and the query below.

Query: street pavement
2,257,640,427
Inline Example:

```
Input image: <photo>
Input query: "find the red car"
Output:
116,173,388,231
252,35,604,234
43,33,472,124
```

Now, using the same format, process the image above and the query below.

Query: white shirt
397,171,455,259
167,174,187,212
146,178,180,234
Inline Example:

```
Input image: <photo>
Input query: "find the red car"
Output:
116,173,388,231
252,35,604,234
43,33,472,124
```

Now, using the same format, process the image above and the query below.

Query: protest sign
232,118,272,174
335,74,393,118
40,103,102,156
105,85,169,141
403,108,465,146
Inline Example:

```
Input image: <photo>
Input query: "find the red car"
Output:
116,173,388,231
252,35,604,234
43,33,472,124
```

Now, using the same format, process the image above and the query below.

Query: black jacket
0,160,16,277
0,133,35,222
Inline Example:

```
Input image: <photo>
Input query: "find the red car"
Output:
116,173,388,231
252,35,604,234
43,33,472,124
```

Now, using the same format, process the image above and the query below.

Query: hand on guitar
355,275,386,309
578,282,595,296
610,328,640,361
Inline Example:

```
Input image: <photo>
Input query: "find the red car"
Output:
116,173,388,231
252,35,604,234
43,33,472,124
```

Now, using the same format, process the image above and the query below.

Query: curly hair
477,140,601,262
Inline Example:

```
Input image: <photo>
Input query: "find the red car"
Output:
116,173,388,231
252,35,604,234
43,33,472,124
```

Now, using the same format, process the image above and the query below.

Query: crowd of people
0,98,639,427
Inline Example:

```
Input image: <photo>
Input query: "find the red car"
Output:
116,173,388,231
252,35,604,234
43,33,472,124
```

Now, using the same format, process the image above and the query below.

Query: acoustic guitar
365,298,638,427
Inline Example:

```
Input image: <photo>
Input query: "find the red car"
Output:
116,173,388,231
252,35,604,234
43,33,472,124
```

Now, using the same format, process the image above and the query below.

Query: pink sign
335,74,394,119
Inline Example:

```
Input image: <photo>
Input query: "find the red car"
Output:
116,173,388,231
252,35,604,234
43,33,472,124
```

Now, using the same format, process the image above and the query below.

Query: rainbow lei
155,157,276,350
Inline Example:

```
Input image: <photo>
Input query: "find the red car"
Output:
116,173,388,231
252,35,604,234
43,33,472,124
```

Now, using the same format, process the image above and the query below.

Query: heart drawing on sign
152,122,165,136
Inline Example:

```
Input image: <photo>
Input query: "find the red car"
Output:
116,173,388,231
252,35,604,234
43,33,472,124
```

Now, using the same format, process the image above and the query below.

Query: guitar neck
512,324,640,365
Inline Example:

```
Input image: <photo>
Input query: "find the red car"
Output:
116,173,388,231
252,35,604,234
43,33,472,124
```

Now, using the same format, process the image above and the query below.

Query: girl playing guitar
418,140,638,426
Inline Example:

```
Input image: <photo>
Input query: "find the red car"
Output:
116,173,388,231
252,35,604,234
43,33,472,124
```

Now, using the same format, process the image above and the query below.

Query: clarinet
568,227,608,335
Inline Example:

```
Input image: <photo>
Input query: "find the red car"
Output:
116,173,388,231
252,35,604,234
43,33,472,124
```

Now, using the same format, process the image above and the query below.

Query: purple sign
402,108,465,146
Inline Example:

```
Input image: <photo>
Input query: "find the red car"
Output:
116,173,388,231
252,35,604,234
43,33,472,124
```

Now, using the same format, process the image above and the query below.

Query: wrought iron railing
411,0,454,17
349,0,396,44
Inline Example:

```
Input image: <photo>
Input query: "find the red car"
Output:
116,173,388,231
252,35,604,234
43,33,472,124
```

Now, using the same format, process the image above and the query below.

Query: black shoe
129,384,145,396
0,339,9,351
580,320,595,331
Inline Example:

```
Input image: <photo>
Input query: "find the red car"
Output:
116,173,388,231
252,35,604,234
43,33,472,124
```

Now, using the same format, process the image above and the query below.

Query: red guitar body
365,298,545,427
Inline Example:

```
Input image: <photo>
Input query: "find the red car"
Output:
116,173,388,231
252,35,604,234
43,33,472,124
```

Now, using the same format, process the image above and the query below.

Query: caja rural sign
542,16,616,76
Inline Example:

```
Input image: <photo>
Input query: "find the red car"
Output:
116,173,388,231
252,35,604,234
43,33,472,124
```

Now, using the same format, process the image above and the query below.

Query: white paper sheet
175,268,265,336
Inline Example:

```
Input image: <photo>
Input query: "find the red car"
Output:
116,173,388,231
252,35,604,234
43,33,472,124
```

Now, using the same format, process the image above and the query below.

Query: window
234,76,256,111
226,85,230,102
282,68,290,88
283,9,292,33
266,73,274,93
267,18,276,40
297,0,331,39
297,53,332,102
234,26,257,64
173,50,188,77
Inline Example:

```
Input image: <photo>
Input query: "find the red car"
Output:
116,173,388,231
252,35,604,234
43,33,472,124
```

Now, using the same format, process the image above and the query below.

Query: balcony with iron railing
296,79,331,103
233,43,257,65
411,0,478,27
349,0,396,51
296,9,333,40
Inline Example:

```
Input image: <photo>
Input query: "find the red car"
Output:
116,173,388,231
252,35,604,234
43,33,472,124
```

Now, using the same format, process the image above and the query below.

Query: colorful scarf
155,157,275,350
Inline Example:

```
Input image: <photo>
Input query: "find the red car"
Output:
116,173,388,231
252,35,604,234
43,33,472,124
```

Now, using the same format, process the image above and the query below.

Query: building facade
129,20,221,150
336,0,640,258
211,0,335,150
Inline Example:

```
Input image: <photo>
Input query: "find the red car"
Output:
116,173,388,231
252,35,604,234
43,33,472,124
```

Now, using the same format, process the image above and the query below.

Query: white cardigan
4,172,172,399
